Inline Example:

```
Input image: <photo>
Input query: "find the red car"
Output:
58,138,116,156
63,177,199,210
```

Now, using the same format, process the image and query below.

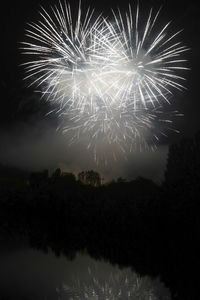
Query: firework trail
22,2,189,158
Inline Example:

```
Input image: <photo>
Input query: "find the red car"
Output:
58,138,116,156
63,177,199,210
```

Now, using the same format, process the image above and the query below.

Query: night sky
0,0,199,182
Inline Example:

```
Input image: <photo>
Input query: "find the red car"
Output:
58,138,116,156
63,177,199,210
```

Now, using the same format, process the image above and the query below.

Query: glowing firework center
54,45,154,112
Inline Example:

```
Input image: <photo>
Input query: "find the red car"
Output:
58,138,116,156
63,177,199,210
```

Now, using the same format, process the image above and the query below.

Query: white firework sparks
57,265,171,300
21,2,189,158
103,5,189,109
62,107,182,162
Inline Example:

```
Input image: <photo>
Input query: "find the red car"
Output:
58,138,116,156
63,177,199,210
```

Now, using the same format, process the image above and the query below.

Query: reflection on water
57,261,171,300
0,242,171,300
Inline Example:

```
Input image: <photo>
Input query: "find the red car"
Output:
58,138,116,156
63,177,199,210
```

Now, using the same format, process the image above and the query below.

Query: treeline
1,132,200,300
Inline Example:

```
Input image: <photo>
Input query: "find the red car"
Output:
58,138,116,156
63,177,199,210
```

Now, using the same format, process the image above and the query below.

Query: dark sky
0,0,199,182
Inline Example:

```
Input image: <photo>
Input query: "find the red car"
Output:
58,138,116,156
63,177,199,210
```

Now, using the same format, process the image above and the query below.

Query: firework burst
22,2,189,158
103,5,189,109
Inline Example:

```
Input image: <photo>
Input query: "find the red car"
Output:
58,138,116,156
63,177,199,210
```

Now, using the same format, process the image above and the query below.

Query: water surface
0,235,171,300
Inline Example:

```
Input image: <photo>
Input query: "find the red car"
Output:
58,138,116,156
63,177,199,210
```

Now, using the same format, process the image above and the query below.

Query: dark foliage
1,133,200,299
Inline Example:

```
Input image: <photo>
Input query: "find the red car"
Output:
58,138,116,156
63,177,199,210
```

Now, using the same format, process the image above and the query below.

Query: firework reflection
56,261,171,300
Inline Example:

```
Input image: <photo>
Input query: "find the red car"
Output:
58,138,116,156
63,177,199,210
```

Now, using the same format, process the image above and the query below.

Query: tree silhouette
51,168,62,181
78,171,85,183
62,172,76,182
78,170,101,186
165,131,200,197
29,169,49,190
